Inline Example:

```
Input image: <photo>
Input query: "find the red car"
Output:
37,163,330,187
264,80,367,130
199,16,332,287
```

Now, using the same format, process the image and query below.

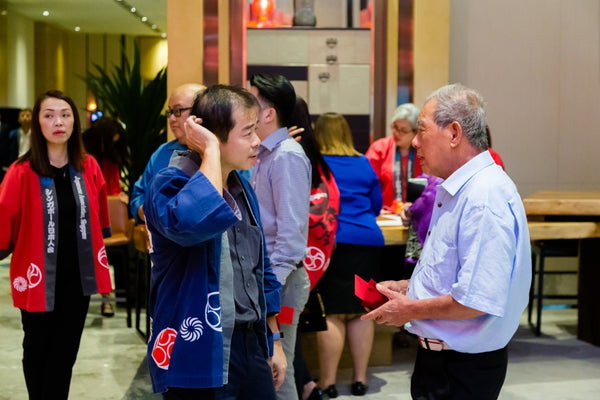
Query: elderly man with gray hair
363,83,531,400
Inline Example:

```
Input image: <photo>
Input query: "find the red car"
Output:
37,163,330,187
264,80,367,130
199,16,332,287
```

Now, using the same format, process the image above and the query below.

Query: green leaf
82,41,167,198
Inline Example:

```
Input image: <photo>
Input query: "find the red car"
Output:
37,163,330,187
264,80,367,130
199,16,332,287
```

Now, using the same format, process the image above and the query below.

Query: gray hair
391,103,420,131
425,83,488,150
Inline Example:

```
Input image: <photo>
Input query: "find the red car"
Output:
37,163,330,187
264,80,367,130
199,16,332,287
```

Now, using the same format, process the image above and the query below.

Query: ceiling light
151,24,157,29
42,11,49,16
130,7,136,13
1,10,7,16
161,33,167,38
74,26,81,32
141,16,147,22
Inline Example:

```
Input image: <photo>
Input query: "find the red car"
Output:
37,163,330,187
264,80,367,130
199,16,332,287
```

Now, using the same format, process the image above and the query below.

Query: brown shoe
101,301,114,317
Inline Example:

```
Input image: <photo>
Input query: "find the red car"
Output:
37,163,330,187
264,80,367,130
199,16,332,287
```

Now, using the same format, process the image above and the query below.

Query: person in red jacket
82,116,130,316
0,90,112,400
366,103,422,210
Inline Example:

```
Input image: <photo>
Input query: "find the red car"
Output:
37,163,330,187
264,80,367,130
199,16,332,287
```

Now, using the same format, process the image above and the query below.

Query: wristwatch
272,331,284,341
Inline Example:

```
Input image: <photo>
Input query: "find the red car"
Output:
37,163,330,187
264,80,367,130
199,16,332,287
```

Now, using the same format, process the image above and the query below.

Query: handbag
298,289,328,333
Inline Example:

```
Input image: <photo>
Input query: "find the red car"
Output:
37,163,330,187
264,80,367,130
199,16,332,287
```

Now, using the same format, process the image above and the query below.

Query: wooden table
523,191,600,346
377,214,408,245
523,191,600,216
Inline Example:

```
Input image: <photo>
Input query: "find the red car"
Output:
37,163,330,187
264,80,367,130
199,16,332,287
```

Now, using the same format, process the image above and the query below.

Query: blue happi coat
144,150,281,393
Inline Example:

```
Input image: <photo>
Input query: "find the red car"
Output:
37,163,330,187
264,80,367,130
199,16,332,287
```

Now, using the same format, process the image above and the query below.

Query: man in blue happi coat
144,85,285,399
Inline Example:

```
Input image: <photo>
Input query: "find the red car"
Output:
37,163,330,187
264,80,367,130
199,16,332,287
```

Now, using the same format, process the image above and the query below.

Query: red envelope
276,306,295,325
354,275,388,309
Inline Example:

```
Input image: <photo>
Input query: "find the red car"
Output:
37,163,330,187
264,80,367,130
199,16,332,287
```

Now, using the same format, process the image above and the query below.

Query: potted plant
84,42,167,197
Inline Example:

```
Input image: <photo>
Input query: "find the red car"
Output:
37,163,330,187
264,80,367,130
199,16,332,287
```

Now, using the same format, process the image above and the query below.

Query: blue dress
316,155,384,313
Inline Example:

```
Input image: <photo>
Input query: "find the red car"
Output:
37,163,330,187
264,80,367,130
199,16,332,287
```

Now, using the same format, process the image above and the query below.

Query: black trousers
411,345,508,400
20,295,90,400
163,329,276,400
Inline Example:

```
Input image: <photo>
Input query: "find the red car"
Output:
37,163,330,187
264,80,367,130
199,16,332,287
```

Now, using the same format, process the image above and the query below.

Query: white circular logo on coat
98,247,109,269
13,277,28,292
180,317,204,342
27,263,43,288
205,292,222,332
303,246,326,271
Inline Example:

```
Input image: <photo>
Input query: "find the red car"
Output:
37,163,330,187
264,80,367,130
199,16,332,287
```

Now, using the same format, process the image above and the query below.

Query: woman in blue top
313,112,384,397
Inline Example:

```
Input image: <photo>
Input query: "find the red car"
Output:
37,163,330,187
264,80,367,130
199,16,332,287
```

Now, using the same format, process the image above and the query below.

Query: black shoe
101,301,114,317
351,381,368,396
307,386,329,400
324,384,338,398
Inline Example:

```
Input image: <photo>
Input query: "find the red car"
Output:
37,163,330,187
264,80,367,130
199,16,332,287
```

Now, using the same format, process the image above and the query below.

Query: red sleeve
102,159,122,195
489,148,505,170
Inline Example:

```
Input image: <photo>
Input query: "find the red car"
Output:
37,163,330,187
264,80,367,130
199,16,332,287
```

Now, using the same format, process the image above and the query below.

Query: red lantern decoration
251,0,275,28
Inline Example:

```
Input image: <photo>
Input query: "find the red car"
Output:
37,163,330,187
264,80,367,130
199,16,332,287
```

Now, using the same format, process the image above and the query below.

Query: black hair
290,96,333,188
249,73,296,128
82,116,129,168
191,84,258,143
21,90,84,177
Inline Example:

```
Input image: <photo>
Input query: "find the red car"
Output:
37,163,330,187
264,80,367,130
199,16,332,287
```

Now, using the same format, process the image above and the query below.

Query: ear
448,121,463,148
262,106,276,125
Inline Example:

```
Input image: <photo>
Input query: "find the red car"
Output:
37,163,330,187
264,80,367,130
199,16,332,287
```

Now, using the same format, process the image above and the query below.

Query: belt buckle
419,337,447,351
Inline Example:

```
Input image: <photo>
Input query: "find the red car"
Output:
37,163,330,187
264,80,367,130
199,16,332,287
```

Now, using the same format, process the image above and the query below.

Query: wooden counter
523,191,600,216
377,214,408,245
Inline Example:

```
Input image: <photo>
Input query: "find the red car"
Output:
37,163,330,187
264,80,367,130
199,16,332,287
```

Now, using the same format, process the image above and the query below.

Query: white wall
449,0,600,197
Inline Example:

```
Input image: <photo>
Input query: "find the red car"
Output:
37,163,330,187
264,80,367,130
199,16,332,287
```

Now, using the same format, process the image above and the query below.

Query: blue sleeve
130,150,159,223
145,167,239,247
366,157,383,216
269,150,311,284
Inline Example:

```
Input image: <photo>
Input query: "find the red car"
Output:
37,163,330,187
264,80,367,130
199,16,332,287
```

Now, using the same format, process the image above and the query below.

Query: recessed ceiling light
161,33,167,38
151,24,157,29
141,16,147,22
130,7,136,13
74,26,81,32
42,11,49,16
1,10,7,16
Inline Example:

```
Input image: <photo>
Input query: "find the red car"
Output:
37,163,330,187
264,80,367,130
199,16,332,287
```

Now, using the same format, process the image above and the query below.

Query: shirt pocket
417,239,459,295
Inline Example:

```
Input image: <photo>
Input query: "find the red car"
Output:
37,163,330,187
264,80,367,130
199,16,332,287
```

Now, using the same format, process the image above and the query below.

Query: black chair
528,239,579,336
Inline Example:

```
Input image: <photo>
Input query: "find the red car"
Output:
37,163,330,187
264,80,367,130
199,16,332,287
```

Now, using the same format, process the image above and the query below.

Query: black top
52,164,83,304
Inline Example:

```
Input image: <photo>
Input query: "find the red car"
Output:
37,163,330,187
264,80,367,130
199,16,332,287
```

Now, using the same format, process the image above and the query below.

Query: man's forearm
406,294,485,321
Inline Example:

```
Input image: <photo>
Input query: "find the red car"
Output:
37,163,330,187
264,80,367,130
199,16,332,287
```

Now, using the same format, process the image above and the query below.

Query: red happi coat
0,156,112,312
304,166,340,290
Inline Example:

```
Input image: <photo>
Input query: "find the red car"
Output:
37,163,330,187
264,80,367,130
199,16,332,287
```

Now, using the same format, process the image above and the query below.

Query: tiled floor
1,257,600,399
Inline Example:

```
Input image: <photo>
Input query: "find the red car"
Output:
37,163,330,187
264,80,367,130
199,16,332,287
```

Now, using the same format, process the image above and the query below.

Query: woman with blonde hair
312,112,384,397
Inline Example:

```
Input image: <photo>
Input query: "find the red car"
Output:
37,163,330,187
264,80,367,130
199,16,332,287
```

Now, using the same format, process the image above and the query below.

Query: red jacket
100,157,122,195
366,136,421,207
0,156,112,311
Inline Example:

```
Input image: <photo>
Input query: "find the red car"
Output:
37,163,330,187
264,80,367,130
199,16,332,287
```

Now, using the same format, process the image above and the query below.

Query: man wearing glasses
130,83,206,223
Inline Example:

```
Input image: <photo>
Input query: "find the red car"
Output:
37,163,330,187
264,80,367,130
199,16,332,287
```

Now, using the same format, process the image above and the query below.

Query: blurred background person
291,97,339,400
5,108,33,175
313,112,383,397
366,103,421,210
82,116,130,317
82,116,129,197
0,90,112,400
486,125,505,170
129,83,206,223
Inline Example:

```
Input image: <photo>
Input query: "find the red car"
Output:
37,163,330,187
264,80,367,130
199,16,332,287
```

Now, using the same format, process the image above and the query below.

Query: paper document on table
376,214,404,226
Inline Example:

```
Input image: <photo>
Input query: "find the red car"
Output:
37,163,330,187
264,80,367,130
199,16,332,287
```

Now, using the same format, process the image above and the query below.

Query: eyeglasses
166,107,192,118
392,125,415,135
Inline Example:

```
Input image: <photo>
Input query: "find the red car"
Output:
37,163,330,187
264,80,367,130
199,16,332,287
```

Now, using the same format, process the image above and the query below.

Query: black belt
234,321,257,331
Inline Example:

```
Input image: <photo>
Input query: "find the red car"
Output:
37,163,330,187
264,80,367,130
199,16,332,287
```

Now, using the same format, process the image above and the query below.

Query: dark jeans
411,345,508,400
20,295,90,400
163,329,276,400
